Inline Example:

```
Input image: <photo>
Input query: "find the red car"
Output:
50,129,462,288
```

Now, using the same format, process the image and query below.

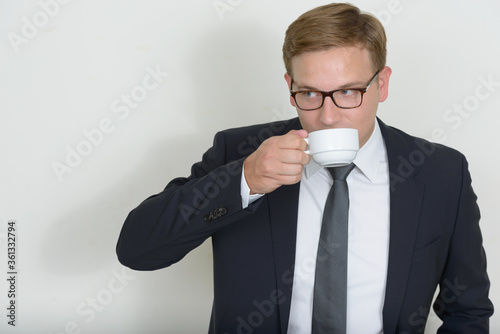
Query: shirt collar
303,121,385,183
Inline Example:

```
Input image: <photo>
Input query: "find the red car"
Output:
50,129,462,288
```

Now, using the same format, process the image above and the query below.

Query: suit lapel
378,119,425,333
383,176,424,332
253,117,303,333
267,182,301,333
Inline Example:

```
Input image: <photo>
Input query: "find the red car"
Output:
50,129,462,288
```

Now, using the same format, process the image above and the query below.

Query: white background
1,0,498,333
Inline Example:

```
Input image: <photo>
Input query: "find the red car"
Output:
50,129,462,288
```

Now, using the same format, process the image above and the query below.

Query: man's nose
319,95,342,125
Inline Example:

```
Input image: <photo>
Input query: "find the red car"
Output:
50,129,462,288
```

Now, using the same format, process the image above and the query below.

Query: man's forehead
290,47,373,88
292,47,371,70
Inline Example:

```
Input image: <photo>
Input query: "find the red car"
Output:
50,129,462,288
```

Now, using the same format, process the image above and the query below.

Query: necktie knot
327,163,355,181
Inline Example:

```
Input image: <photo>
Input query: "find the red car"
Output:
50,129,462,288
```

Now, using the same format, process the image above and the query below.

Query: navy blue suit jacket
117,118,493,333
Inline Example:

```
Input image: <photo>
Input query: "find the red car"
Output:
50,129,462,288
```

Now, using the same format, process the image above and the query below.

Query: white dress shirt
241,122,390,333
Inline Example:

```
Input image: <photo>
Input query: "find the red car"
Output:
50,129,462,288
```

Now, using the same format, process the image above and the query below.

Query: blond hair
283,3,387,76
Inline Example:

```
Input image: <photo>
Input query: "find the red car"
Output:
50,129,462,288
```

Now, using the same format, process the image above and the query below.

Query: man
117,3,493,333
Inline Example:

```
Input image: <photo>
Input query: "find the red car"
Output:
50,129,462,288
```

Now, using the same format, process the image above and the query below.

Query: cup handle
304,137,310,155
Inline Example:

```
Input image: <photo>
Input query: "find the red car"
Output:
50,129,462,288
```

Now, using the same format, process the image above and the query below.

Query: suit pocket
411,236,443,263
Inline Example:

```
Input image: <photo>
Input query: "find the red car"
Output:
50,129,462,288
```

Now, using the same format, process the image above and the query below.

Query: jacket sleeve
116,130,261,270
434,155,494,333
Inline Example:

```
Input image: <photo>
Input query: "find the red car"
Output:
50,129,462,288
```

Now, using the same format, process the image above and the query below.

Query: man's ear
378,66,392,102
284,73,296,107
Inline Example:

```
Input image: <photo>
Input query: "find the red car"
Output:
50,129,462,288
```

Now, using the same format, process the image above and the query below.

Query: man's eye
340,89,355,96
304,91,321,98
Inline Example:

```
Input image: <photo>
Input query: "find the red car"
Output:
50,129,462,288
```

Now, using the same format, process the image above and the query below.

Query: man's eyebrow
294,80,367,91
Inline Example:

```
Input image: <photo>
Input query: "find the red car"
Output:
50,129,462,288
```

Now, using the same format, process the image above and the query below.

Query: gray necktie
312,163,355,334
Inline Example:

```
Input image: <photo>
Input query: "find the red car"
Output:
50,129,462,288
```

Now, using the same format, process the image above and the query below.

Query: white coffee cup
304,128,359,167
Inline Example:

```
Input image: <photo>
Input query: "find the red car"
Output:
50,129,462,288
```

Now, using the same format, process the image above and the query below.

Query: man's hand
243,130,310,195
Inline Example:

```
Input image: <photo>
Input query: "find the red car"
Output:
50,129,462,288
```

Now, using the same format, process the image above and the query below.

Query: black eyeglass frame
289,70,380,110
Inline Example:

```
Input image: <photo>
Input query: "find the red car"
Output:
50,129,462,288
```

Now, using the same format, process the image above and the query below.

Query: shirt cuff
241,163,264,209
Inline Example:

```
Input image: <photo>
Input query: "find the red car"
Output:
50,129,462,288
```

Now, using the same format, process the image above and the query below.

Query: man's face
285,46,391,148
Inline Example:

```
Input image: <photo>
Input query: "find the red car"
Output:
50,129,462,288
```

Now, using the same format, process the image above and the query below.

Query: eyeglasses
290,70,380,110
